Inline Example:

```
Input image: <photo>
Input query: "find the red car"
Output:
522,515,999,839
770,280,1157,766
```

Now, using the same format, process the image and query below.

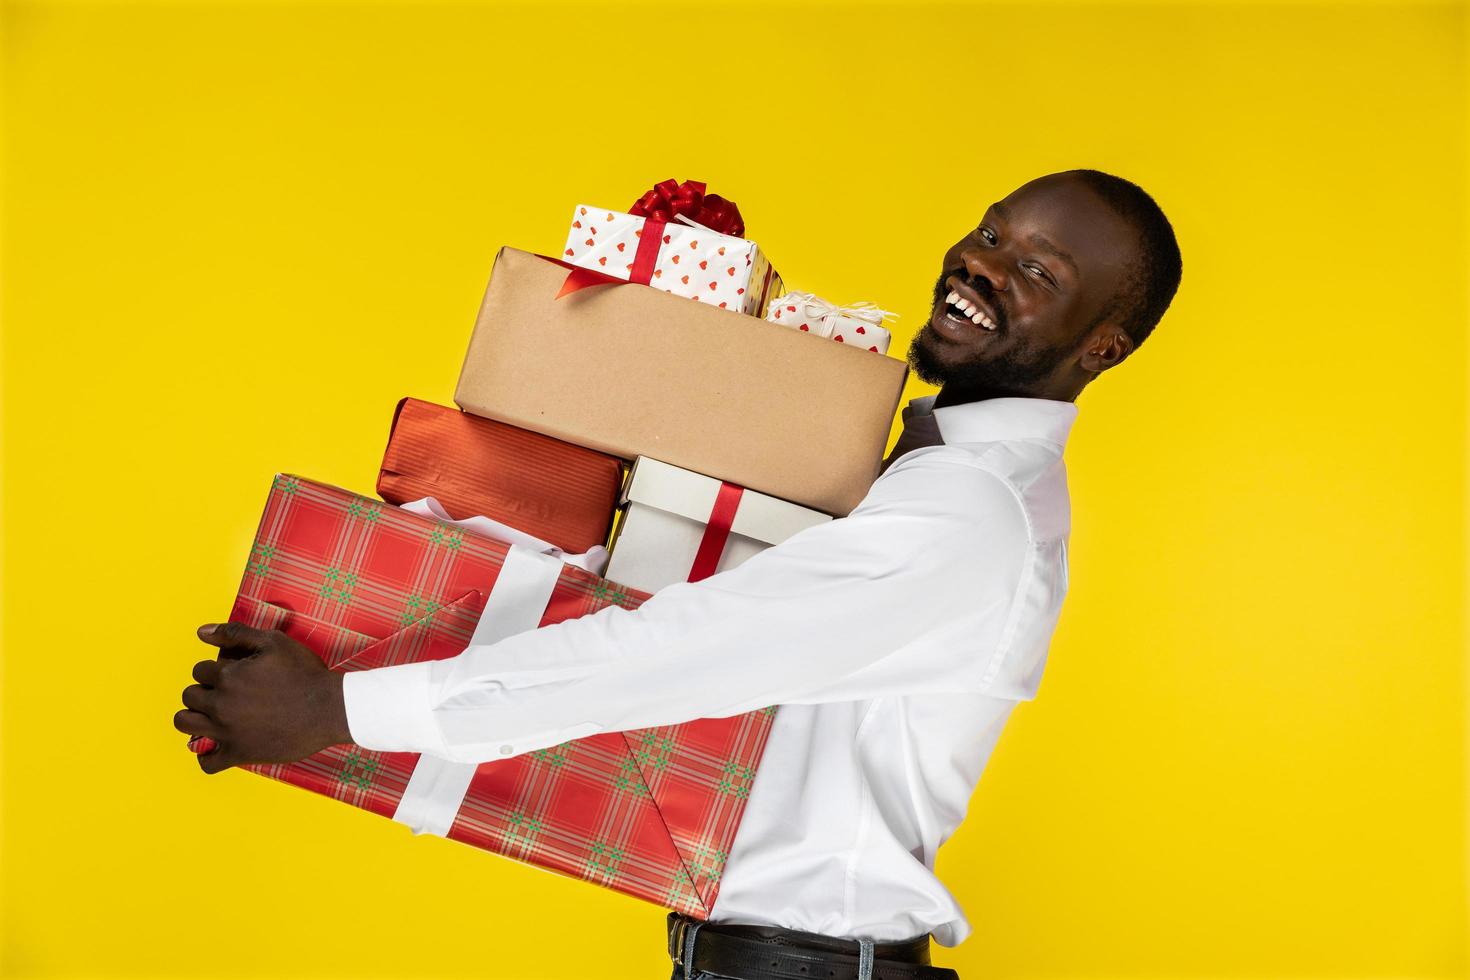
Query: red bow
629,178,745,238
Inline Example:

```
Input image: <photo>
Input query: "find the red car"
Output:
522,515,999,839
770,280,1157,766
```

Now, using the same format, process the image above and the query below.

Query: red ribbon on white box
687,482,744,583
553,213,668,299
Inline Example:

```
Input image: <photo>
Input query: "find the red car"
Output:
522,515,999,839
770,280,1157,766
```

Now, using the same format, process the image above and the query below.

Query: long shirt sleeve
342,449,1033,765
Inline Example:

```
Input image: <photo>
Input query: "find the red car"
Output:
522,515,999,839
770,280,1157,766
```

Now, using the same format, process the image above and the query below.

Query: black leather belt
667,912,960,980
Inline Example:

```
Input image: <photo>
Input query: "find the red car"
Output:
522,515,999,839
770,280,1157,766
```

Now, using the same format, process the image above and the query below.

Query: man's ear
1080,324,1133,373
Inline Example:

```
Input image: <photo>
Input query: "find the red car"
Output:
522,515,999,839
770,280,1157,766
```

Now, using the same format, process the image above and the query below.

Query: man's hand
174,622,354,775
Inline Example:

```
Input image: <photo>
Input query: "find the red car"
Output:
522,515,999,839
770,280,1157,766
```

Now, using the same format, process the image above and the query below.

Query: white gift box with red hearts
561,205,784,317
765,292,895,355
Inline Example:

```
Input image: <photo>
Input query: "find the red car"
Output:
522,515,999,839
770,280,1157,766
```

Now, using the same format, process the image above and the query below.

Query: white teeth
946,290,998,330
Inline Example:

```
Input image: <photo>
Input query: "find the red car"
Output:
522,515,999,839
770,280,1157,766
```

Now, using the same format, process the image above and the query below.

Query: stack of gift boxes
195,180,908,917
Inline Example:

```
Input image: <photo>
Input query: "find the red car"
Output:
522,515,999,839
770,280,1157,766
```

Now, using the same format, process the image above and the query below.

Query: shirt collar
908,394,1079,450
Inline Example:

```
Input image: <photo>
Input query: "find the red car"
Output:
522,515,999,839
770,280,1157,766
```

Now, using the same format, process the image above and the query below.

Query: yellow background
2,1,1466,977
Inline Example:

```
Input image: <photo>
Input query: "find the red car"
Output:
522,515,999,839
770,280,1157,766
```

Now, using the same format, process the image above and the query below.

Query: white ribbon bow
772,291,898,328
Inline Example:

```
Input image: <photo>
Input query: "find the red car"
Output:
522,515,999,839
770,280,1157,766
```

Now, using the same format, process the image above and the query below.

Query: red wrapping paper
376,397,624,554
222,474,775,916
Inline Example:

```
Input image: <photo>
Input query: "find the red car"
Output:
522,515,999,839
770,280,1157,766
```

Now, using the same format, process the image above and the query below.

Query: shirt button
499,745,514,756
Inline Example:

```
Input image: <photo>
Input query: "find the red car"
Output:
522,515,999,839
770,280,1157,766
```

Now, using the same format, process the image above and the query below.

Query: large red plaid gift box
228,473,776,915
375,397,624,554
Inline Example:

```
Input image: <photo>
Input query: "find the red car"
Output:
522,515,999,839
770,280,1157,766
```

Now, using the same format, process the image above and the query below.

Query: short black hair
1062,169,1182,354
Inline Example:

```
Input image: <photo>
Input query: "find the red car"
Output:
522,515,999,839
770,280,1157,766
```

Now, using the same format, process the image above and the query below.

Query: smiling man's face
910,172,1142,403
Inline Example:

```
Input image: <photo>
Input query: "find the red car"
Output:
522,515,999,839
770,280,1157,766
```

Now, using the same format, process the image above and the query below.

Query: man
175,168,1183,980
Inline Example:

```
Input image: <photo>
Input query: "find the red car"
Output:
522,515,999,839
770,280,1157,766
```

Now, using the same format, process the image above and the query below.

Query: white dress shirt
344,394,1078,947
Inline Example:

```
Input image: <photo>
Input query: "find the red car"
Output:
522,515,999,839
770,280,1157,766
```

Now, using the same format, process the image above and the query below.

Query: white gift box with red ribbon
605,456,832,595
561,205,784,317
766,292,896,355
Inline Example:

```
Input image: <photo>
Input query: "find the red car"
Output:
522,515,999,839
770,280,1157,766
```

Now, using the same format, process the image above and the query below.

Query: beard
907,270,1079,398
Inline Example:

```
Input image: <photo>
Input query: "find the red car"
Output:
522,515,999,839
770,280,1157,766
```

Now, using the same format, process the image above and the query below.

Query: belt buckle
669,915,689,968
669,913,705,977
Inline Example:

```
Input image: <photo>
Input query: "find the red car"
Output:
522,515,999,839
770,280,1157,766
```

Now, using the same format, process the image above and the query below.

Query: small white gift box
561,205,784,317
765,292,896,354
605,456,832,595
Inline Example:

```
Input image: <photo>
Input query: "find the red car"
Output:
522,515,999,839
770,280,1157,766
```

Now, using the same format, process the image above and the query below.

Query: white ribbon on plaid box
388,501,589,837
398,496,609,576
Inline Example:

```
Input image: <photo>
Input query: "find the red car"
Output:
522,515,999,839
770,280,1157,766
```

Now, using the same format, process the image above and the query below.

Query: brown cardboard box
454,248,908,516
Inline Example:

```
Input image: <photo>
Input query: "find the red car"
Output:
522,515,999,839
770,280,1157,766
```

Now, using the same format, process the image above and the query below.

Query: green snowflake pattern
634,731,676,775
428,525,464,551
319,567,357,604
531,746,568,768
248,543,275,577
614,755,651,796
504,811,543,850
346,499,381,524
586,839,626,882
665,871,697,908
592,582,628,607
399,594,443,625
338,751,378,790
691,841,728,877
718,761,755,799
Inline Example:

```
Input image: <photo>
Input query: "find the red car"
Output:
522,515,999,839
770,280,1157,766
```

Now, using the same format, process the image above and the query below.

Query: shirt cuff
341,661,446,756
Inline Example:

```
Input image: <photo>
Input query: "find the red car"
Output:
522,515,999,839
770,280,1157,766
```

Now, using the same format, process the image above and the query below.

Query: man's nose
959,247,1008,292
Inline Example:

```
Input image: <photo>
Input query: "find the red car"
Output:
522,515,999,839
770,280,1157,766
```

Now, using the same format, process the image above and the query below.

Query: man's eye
1027,266,1049,282
975,226,996,244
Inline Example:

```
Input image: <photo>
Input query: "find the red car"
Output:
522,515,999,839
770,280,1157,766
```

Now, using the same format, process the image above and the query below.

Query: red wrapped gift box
376,397,624,554
226,474,774,916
